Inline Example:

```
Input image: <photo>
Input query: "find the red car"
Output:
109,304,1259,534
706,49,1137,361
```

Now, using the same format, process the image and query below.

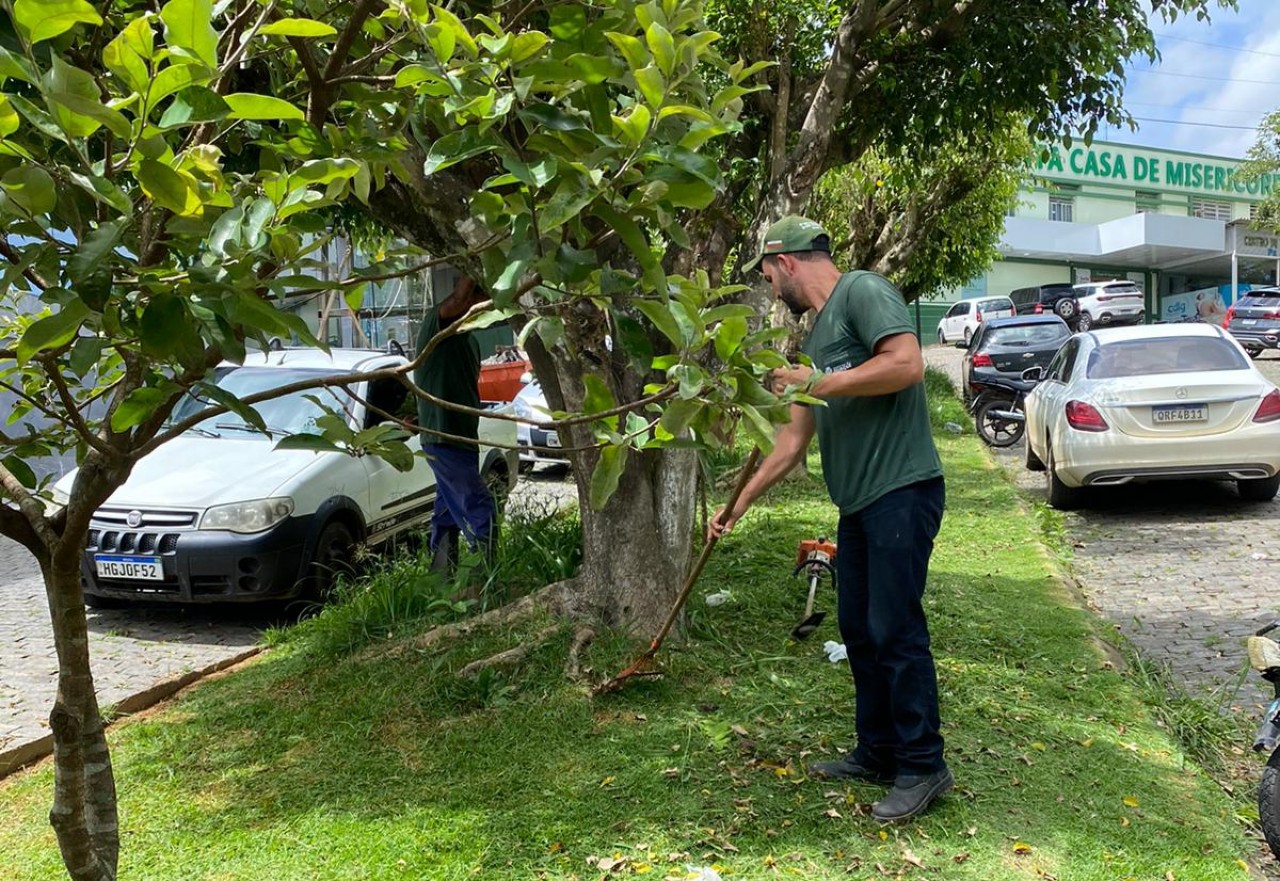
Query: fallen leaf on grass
952,852,971,863
1122,796,1140,808
902,848,925,868
600,776,616,787
824,808,843,819
1013,841,1033,855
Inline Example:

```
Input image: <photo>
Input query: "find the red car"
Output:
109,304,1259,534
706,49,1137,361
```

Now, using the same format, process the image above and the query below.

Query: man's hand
707,505,739,541
769,364,815,395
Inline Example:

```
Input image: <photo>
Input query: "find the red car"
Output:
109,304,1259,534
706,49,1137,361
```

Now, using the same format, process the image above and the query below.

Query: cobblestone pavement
0,468,576,763
924,342,1280,711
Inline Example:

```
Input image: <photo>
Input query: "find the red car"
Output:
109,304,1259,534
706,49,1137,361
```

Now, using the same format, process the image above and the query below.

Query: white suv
54,348,518,606
936,296,1015,345
1072,281,1145,332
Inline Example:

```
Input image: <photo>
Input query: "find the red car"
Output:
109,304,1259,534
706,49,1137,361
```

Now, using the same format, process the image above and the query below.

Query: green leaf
343,283,366,311
549,4,586,42
45,57,129,139
148,62,209,106
670,364,704,399
659,398,700,436
566,53,618,84
633,299,682,349
594,203,665,294
17,300,90,365
713,315,748,361
67,221,124,285
510,32,549,64
157,86,230,128
68,337,105,378
13,0,102,44
68,172,133,214
582,374,616,415
241,197,274,248
3,454,37,490
111,386,170,432
193,381,267,432
0,95,17,137
1,166,56,216
610,312,653,373
161,0,219,68
613,104,651,144
104,29,151,94
605,32,648,72
423,130,498,175
224,93,305,121
136,159,202,216
432,5,477,57
645,23,676,77
0,47,38,85
738,403,776,451
589,444,626,511
634,65,666,109
273,434,345,454
258,19,338,38
291,158,361,187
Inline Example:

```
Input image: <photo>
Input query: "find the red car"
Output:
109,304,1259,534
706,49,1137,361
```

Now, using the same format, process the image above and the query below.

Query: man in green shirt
709,216,949,821
414,275,495,574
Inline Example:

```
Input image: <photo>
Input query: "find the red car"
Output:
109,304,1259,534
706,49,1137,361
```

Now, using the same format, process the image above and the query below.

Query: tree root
357,579,576,664
456,625,560,678
563,625,596,682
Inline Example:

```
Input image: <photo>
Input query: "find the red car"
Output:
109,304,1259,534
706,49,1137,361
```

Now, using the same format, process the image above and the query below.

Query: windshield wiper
213,422,291,437
184,426,221,438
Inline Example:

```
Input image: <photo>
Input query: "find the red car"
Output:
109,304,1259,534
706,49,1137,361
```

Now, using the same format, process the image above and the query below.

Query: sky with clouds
1093,0,1280,159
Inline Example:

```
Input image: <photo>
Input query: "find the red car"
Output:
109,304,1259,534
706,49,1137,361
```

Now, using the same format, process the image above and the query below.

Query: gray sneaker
871,768,953,821
806,754,895,785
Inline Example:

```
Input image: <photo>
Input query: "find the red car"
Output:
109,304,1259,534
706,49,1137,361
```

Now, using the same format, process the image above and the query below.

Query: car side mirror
954,340,969,350
1021,366,1044,382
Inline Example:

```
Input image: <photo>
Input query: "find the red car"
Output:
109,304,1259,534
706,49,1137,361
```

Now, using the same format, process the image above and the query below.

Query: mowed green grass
0,372,1251,880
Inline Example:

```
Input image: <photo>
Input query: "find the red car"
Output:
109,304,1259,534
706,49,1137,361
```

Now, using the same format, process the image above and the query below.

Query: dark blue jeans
424,443,496,551
837,477,946,777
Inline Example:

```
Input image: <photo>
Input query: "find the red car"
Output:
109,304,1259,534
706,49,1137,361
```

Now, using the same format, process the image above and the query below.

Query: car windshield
168,367,353,436
1085,337,1248,379
983,324,1069,348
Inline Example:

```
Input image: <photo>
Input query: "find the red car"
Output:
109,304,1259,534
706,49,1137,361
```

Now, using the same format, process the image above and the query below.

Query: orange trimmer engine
791,537,838,640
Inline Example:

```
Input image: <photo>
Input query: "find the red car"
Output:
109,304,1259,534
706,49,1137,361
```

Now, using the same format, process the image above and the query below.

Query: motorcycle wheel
975,397,1025,448
1260,747,1280,859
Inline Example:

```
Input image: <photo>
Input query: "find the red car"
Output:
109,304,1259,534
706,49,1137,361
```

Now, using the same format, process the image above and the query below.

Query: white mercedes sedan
1023,323,1280,509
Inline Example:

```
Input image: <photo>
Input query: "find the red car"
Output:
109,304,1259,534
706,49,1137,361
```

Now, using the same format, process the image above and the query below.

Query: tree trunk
571,444,699,635
43,545,119,881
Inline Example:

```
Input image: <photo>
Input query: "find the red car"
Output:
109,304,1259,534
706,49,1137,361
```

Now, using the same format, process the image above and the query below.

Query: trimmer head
791,536,837,641
791,610,827,640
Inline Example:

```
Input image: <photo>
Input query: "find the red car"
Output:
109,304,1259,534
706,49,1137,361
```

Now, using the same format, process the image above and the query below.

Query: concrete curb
0,646,264,779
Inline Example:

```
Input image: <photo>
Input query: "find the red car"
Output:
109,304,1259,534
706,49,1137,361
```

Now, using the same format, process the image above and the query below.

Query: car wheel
299,519,356,601
937,328,946,345
1239,474,1280,502
1247,346,1264,360
1046,442,1085,510
1024,436,1045,472
1076,311,1092,333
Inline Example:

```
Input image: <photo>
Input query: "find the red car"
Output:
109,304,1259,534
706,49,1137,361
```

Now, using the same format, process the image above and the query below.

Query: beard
778,278,807,316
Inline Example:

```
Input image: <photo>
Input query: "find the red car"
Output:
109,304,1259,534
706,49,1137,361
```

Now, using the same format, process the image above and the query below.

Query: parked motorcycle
971,374,1039,448
1247,620,1280,858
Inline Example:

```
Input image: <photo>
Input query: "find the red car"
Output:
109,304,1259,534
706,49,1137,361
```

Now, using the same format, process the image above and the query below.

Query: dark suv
1225,287,1280,357
1009,283,1079,322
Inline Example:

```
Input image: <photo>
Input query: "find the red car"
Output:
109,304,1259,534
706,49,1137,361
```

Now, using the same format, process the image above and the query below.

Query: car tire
1046,442,1085,510
937,328,946,345
1076,311,1092,333
1054,298,1078,320
1239,474,1280,502
299,519,356,601
1025,437,1045,472
1247,346,1264,360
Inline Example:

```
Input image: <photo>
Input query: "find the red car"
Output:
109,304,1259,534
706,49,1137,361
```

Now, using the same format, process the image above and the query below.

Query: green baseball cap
744,215,831,272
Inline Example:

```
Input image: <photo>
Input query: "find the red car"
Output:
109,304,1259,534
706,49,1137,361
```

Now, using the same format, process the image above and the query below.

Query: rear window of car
982,323,1071,348
977,298,1013,312
1239,296,1280,308
1099,284,1140,294
1085,337,1248,379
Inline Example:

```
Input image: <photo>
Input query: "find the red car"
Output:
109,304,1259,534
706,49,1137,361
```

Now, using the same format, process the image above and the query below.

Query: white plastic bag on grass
823,640,848,663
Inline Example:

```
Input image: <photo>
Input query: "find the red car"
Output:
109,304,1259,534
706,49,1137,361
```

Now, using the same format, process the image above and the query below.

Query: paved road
0,467,577,763
925,342,1280,709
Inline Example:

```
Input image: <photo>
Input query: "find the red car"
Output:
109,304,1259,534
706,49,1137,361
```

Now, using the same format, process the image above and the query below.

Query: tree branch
0,238,52,290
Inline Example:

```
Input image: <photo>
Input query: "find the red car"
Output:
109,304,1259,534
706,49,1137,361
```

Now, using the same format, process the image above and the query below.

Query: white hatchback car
936,296,1015,345
1024,324,1280,509
54,348,519,605
1072,280,1145,332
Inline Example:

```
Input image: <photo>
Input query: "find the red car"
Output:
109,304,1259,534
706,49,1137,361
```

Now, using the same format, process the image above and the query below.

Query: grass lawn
0,372,1253,880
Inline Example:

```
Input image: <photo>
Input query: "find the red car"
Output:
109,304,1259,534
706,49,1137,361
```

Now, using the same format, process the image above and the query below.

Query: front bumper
517,425,568,464
81,515,314,603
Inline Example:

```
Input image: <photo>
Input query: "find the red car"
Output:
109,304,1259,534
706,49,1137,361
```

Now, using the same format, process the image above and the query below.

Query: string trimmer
593,448,761,695
791,536,837,640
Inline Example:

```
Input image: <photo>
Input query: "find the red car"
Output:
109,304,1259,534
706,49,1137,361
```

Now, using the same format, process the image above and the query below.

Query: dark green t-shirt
800,271,943,515
414,305,481,449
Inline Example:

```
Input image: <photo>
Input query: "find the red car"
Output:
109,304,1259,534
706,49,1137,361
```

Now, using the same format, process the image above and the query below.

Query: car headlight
200,498,295,533
49,485,70,507
513,396,534,419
